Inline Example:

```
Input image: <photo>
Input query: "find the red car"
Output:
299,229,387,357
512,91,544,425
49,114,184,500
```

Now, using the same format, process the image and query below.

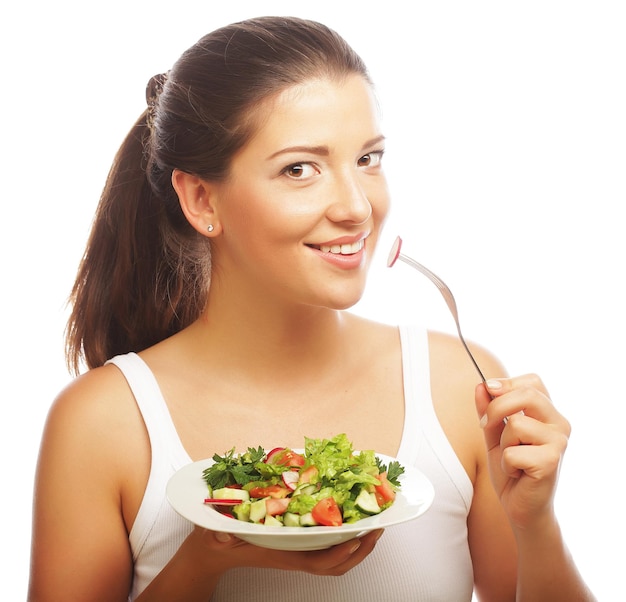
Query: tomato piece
374,491,386,507
374,472,396,503
298,465,319,484
248,484,290,499
268,449,306,467
265,497,290,516
311,497,343,527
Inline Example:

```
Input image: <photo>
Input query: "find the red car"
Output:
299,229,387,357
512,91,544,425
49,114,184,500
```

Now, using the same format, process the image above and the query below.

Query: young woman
28,16,595,602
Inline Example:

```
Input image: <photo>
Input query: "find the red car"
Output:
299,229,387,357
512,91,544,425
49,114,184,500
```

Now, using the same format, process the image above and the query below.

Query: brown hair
65,16,370,373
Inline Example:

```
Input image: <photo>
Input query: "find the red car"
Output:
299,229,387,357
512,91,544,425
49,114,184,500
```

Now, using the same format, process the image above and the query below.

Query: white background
2,1,624,599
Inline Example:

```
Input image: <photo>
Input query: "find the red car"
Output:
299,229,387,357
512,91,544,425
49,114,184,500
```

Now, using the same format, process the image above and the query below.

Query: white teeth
319,240,364,255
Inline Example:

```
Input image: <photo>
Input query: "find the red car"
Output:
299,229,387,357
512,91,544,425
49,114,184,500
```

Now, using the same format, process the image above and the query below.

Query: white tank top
108,325,475,601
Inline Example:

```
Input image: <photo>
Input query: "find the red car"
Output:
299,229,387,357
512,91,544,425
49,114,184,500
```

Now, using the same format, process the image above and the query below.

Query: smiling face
209,74,390,311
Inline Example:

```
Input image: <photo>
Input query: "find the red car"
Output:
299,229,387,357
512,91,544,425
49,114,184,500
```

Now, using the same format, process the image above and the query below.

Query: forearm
514,514,595,602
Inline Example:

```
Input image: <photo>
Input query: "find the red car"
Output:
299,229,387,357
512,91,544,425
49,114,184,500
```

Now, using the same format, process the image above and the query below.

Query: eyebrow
267,135,386,161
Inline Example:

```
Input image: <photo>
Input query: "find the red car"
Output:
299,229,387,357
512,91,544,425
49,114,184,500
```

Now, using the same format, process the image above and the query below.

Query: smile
312,240,365,255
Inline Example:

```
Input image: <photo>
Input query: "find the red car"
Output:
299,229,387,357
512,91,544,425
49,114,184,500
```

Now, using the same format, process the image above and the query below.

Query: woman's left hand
475,375,571,530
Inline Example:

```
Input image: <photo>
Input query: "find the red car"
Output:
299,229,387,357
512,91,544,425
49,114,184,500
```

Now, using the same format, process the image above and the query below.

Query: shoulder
46,362,140,436
39,361,149,488
30,362,149,599
427,329,507,384
426,330,507,481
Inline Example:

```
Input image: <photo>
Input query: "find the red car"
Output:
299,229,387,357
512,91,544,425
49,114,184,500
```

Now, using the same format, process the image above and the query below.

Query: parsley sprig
202,446,265,489
376,458,405,487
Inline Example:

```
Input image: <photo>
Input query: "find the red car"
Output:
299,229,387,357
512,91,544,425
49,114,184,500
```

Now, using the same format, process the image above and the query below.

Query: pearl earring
207,224,214,233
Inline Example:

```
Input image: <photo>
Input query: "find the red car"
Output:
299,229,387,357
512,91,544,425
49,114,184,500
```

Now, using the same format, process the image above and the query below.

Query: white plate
166,453,435,551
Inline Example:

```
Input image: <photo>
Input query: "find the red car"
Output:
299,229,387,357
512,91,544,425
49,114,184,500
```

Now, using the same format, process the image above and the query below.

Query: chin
322,288,366,311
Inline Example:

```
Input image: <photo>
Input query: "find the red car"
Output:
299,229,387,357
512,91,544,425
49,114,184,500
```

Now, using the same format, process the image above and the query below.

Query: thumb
474,382,503,450
475,382,491,425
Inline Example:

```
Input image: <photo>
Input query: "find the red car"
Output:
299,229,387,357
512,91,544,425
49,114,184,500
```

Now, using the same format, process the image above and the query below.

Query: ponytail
65,111,210,374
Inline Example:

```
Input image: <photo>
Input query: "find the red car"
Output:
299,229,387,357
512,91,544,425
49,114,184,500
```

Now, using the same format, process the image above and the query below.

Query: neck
185,287,353,381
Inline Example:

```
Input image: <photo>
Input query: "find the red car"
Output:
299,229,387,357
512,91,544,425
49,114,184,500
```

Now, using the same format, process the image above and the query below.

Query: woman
28,16,594,601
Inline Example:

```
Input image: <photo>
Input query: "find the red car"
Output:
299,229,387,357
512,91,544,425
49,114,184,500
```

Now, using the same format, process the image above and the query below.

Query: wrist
512,509,568,563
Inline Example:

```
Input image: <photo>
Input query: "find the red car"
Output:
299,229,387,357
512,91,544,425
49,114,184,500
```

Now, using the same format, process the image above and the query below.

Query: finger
499,413,568,476
475,383,505,450
501,440,565,481
195,527,246,550
475,382,492,422
482,384,566,433
286,529,383,576
312,529,384,576
485,374,549,398
500,411,568,447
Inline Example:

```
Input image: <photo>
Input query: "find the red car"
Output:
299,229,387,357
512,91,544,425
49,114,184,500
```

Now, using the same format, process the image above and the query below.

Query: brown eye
358,151,383,168
282,163,318,179
287,164,304,177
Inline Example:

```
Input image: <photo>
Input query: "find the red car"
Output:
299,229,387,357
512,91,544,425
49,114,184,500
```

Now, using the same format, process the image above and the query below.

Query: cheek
221,188,306,257
220,182,272,234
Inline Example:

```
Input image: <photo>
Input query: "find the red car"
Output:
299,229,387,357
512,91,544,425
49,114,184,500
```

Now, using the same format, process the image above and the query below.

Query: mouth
307,239,365,255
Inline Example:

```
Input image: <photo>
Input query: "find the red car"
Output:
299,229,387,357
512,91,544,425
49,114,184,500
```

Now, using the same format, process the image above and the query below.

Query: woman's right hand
190,525,384,576
137,527,383,600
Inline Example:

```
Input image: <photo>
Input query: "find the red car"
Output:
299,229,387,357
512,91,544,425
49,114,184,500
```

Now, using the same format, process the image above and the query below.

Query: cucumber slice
299,512,319,527
249,499,267,523
233,502,251,522
293,483,317,496
355,489,381,515
264,514,283,527
283,512,301,527
212,487,250,502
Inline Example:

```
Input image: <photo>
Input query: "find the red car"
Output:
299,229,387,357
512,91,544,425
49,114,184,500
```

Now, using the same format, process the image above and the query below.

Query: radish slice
387,236,403,267
281,470,299,491
204,498,242,505
265,447,286,463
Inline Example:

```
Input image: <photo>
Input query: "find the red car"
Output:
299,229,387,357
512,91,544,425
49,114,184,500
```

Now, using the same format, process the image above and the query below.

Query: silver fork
387,235,488,386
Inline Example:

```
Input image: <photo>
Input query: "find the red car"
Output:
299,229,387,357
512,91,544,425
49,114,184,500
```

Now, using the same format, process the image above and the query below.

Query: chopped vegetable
201,434,406,527
312,497,343,526
203,446,266,489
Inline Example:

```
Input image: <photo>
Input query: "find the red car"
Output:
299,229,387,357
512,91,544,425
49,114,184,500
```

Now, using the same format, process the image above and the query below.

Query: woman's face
210,74,390,311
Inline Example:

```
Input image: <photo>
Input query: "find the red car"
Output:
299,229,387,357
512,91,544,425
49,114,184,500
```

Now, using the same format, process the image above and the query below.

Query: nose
326,170,373,225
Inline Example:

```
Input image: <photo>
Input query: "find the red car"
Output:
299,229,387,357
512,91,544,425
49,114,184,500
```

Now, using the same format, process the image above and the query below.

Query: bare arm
28,371,136,601
476,376,596,601
429,332,594,601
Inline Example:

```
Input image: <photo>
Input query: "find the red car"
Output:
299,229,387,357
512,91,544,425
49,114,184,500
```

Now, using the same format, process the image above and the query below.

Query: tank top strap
107,353,190,468
106,352,191,557
396,325,473,511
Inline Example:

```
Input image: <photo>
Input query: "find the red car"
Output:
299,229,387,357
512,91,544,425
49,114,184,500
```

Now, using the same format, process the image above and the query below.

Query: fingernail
486,379,502,391
479,414,488,429
215,531,231,543
349,540,361,554
374,529,384,541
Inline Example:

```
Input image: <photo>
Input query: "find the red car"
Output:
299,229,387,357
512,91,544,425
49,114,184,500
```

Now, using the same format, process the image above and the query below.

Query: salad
202,433,405,527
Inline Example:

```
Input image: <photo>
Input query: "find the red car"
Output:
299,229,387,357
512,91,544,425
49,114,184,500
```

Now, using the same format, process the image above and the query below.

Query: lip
305,232,369,270
311,232,369,248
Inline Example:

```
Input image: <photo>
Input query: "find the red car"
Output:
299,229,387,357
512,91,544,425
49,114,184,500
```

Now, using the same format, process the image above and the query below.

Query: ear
171,169,222,236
